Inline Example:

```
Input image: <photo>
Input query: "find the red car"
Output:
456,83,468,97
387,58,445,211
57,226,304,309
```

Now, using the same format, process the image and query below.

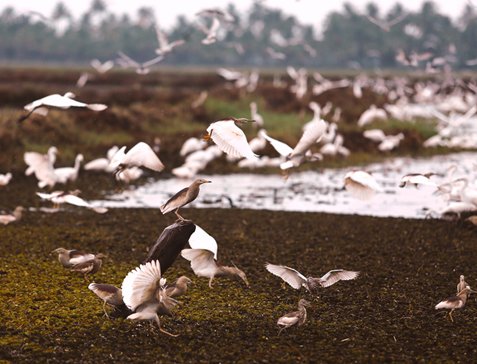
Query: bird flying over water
109,142,164,178
205,118,259,160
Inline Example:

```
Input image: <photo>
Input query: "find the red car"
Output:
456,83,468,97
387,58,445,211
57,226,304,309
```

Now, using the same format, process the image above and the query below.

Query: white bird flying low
90,59,114,74
37,190,108,214
399,173,438,188
109,142,165,178
20,92,107,122
265,263,359,291
154,23,185,55
204,118,259,160
116,51,163,75
344,170,382,200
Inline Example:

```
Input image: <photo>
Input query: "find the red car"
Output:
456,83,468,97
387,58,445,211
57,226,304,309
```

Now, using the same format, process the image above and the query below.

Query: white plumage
265,263,307,290
24,93,107,112
344,170,382,200
109,142,164,173
188,224,218,259
206,119,259,160
121,260,162,311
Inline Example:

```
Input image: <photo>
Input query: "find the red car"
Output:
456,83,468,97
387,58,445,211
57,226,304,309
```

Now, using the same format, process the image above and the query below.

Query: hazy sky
2,0,469,32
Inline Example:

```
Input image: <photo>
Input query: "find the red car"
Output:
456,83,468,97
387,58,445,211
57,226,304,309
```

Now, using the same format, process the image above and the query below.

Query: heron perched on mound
265,263,359,292
160,179,211,220
277,299,311,335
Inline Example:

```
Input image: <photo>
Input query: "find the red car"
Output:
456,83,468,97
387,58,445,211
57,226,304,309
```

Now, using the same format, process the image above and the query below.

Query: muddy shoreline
1,205,477,363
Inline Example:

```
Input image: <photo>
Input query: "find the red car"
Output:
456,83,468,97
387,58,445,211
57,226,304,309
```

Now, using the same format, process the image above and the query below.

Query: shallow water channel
92,152,477,219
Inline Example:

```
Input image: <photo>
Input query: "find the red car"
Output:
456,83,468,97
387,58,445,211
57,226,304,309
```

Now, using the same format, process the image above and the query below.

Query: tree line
0,0,476,70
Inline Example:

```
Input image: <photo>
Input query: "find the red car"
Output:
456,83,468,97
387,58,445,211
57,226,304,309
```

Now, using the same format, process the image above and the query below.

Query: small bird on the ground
181,248,249,288
204,118,258,160
160,179,211,220
435,286,475,322
0,206,24,225
165,276,192,298
52,247,95,268
70,253,106,279
109,142,164,179
88,283,124,318
277,299,311,335
265,263,359,291
121,260,179,336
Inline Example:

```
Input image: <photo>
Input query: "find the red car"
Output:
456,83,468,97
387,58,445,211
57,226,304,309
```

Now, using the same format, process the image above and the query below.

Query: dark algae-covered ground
1,204,477,363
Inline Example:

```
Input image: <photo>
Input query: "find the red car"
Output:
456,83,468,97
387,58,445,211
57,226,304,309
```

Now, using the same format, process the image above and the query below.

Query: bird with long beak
435,286,476,322
457,275,470,295
181,248,249,288
52,247,95,268
203,117,259,160
160,179,211,220
277,299,311,335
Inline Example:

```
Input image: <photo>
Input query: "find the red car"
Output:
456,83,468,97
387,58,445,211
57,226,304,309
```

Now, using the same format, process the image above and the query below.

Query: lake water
91,152,477,219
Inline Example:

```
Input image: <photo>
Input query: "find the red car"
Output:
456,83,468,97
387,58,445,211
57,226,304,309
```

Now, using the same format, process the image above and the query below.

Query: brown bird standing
160,179,211,220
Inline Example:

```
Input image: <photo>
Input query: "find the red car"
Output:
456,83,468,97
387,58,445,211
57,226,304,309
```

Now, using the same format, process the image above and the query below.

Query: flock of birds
2,4,477,341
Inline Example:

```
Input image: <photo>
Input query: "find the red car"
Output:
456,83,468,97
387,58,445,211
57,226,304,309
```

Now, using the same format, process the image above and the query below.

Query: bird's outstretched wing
318,269,360,288
260,130,293,157
207,120,259,160
265,263,307,289
290,119,327,158
188,224,218,259
122,260,162,311
123,142,165,172
181,248,216,277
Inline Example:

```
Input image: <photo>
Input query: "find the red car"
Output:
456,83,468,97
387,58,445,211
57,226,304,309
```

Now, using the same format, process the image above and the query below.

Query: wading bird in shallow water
277,299,311,335
435,286,475,322
88,283,124,318
0,206,24,225
121,260,179,336
265,263,359,291
204,118,259,160
160,179,211,220
181,248,249,288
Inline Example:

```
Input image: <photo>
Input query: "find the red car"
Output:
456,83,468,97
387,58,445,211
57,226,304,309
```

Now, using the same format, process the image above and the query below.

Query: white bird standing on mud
19,92,107,122
109,142,164,179
204,118,259,160
54,154,84,184
435,286,475,322
344,170,382,200
265,263,359,291
121,260,179,336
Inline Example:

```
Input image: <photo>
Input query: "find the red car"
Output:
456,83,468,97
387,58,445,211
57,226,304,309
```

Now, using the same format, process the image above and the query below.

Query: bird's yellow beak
202,132,211,141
